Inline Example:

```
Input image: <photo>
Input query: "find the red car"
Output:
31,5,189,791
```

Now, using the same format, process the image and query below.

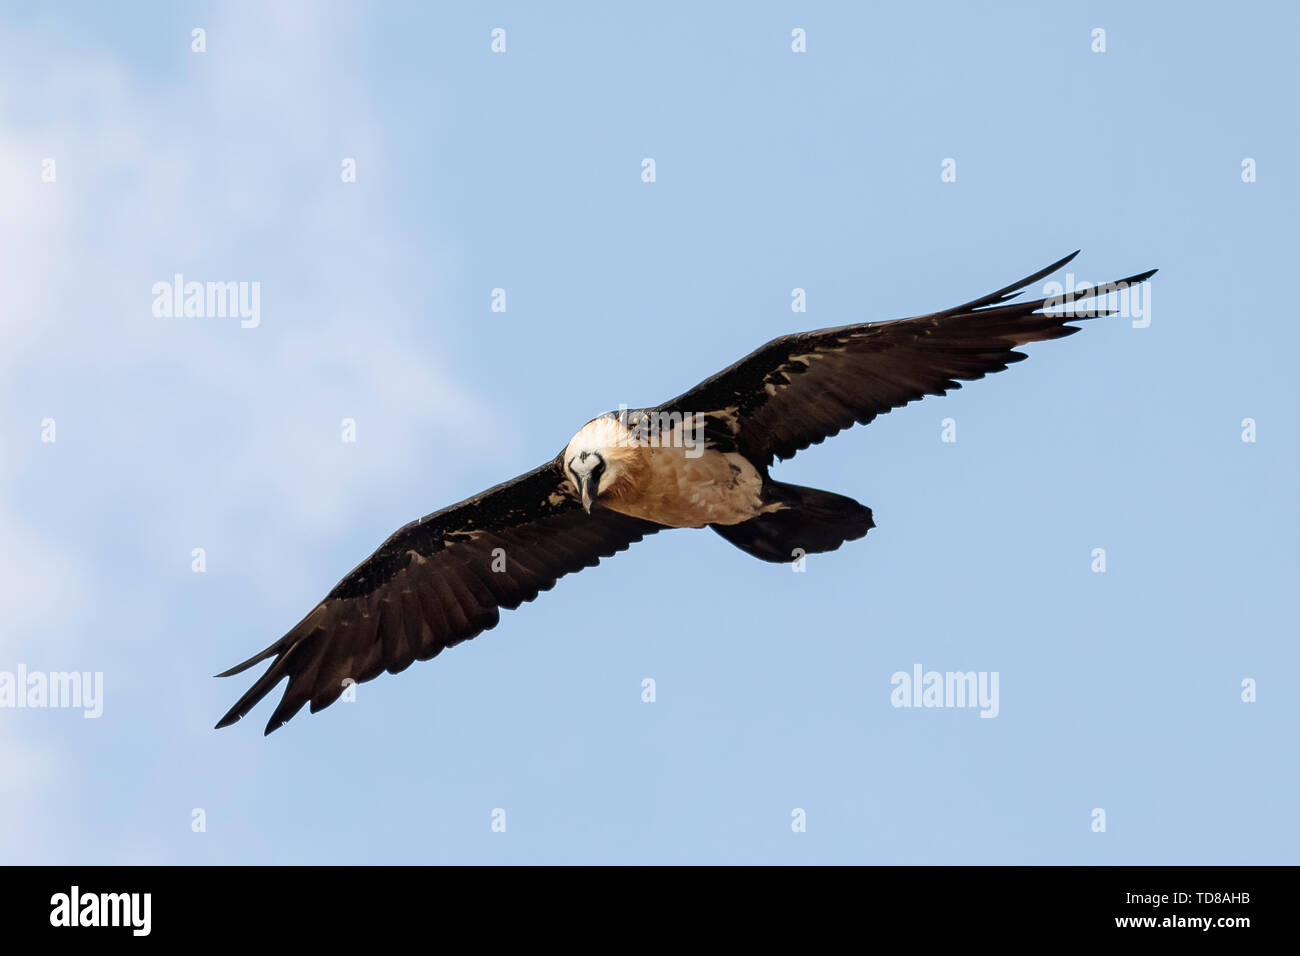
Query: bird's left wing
656,252,1156,469
216,456,662,734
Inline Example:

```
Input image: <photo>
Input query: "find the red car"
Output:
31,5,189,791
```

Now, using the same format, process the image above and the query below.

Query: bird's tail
711,481,874,563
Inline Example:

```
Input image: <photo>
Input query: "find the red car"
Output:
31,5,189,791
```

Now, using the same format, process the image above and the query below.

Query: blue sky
1,1,1295,864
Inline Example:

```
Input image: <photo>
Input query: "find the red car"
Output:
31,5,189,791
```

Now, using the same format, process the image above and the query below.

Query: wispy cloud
0,4,499,860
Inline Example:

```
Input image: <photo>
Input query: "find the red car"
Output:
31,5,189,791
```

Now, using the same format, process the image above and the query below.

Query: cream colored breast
603,445,765,528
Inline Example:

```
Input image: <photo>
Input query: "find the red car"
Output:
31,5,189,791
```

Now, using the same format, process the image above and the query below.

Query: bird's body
562,414,769,528
217,252,1156,734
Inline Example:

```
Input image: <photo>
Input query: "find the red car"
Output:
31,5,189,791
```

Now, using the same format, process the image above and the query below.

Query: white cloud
0,4,501,857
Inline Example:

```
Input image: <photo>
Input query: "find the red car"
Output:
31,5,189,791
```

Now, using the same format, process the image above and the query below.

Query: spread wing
216,456,662,734
657,252,1157,468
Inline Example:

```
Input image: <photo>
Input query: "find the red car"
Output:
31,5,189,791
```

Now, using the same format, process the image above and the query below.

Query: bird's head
563,414,639,513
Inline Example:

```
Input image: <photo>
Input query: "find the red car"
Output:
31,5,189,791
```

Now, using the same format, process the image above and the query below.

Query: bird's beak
579,476,597,514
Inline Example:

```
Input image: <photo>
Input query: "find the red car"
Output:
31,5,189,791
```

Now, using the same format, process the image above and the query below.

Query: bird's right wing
216,456,662,734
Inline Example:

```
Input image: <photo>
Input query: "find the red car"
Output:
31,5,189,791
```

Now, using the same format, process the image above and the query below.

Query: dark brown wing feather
215,457,662,734
658,252,1157,468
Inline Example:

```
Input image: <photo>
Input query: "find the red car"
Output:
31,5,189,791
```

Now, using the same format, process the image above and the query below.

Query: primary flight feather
217,252,1155,733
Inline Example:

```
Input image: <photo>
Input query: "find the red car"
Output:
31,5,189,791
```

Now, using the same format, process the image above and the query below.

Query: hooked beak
579,476,597,513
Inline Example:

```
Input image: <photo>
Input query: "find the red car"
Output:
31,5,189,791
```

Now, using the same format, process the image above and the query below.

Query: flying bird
217,252,1154,733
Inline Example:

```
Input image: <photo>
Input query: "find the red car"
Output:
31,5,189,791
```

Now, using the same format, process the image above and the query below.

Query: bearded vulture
217,252,1155,733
